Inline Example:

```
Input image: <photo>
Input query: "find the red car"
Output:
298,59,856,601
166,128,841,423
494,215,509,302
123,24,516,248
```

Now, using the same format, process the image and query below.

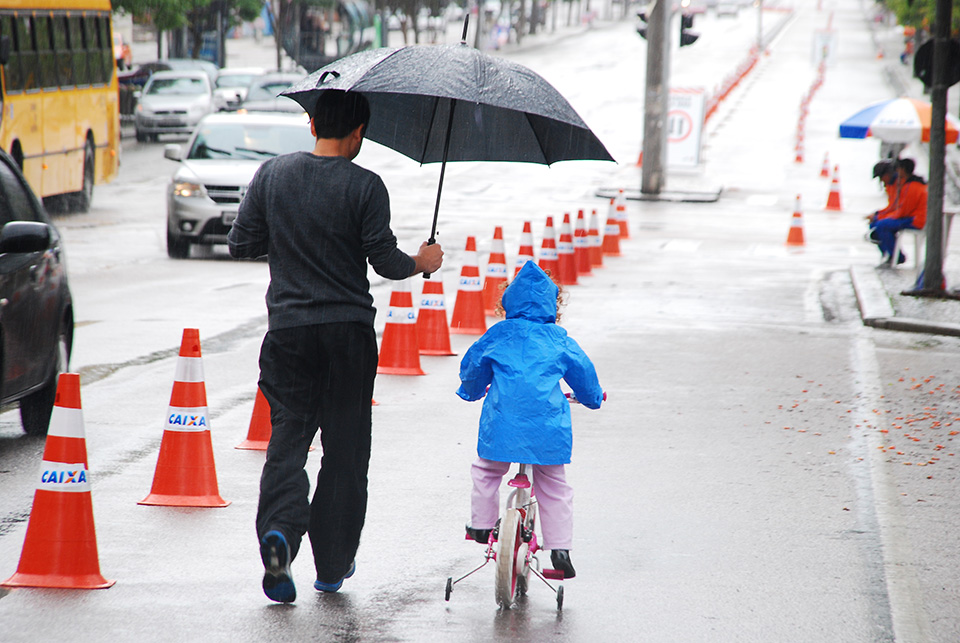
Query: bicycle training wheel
495,508,520,608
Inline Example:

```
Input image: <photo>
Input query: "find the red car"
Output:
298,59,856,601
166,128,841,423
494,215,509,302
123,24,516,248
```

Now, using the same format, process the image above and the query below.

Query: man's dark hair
312,90,371,139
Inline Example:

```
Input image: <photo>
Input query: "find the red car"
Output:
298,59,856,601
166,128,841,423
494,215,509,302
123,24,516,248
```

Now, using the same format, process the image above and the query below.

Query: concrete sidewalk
847,6,960,338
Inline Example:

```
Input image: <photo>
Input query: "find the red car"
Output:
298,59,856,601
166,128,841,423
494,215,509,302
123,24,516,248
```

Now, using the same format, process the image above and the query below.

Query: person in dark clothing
227,89,444,603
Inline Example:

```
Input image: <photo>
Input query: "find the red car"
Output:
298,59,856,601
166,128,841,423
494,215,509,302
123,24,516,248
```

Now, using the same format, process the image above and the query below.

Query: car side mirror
164,144,183,161
0,36,10,65
0,221,51,254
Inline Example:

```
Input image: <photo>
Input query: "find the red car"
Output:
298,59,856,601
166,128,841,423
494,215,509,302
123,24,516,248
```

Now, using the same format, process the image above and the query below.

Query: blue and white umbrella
839,97,959,144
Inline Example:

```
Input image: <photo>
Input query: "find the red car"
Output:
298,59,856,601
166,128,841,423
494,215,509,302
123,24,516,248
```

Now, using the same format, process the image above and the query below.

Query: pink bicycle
444,392,604,610
445,461,565,610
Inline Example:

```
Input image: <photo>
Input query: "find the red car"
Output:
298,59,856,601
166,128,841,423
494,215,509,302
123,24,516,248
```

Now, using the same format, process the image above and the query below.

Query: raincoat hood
502,261,557,324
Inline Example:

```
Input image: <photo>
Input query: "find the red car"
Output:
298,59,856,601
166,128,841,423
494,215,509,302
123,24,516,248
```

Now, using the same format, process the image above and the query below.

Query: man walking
228,89,444,603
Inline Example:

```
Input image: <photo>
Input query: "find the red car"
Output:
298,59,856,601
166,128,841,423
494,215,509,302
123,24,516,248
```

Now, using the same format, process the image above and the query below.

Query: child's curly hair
493,268,567,323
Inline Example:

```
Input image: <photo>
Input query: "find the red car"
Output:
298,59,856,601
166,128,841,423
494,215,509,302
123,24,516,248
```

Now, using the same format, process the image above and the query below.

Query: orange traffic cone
786,194,806,246
481,226,508,315
538,216,560,278
615,189,630,239
515,221,536,277
574,209,593,276
140,329,229,507
557,213,578,286
588,209,604,268
825,165,842,211
602,199,621,257
377,280,426,375
819,152,830,178
2,374,115,590
417,278,456,356
450,236,487,335
236,388,271,450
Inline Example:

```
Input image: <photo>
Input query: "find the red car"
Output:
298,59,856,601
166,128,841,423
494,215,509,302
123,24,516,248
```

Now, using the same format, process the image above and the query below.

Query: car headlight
173,181,204,198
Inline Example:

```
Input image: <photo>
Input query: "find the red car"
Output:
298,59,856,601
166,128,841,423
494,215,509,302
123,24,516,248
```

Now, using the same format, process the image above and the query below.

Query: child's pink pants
470,457,573,550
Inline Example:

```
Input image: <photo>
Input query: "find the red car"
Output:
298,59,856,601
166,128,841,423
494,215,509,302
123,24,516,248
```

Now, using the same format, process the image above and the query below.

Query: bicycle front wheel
495,508,521,608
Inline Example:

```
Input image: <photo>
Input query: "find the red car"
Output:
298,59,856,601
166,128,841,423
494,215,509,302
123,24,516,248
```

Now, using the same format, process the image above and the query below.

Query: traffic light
679,13,699,47
636,10,648,40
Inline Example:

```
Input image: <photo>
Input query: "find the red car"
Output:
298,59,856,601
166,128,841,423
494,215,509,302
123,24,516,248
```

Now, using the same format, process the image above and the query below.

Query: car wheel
136,128,146,143
167,229,190,259
20,317,71,436
71,141,95,212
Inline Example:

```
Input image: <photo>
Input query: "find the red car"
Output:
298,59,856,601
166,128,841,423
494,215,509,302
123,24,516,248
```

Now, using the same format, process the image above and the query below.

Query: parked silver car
135,70,221,142
164,112,316,258
239,72,305,113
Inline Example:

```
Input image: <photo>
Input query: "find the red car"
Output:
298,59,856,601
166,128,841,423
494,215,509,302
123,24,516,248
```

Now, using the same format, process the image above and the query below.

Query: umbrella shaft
429,98,458,244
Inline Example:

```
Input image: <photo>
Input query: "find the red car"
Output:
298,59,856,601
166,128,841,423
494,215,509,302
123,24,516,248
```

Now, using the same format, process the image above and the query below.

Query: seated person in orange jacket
868,158,927,266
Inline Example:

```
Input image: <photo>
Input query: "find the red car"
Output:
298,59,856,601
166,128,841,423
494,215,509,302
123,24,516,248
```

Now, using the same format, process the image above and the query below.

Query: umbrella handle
424,238,437,280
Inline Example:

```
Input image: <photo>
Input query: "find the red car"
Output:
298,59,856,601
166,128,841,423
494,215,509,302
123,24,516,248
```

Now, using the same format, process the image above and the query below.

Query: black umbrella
281,26,614,245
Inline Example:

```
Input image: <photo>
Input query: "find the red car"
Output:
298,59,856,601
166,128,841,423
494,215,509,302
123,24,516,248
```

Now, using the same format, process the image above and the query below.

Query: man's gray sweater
228,152,416,330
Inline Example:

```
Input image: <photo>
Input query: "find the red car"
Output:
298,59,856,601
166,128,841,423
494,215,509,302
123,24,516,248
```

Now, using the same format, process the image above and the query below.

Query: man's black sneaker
465,525,492,545
261,530,296,603
550,549,576,579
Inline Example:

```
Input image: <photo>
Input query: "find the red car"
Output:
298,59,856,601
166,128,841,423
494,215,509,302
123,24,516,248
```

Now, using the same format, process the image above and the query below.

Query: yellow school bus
0,0,120,211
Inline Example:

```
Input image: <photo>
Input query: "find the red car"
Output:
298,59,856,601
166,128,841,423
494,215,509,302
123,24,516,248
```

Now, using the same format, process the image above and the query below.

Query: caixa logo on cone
167,408,208,431
39,461,91,492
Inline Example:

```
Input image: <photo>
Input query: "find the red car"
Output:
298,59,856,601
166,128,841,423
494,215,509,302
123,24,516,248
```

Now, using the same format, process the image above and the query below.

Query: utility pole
641,0,669,195
914,0,952,294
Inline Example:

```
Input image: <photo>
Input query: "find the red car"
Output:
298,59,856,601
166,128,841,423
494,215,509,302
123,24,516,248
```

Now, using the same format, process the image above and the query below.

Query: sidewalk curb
850,265,960,336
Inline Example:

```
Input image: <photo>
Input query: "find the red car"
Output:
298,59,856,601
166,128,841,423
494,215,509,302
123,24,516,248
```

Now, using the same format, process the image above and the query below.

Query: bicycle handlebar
565,391,607,404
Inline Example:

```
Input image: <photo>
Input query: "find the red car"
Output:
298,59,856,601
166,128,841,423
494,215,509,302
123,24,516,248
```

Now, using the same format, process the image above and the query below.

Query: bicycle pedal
543,569,566,580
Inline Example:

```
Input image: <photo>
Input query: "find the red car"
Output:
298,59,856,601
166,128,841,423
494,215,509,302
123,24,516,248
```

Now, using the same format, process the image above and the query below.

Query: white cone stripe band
520,234,533,244
419,295,446,310
574,236,588,248
459,276,482,291
462,250,478,266
167,406,209,431
605,224,620,235
386,307,417,324
589,235,602,247
47,406,86,439
540,248,558,260
38,461,90,492
175,356,205,383
485,264,508,277
558,241,574,253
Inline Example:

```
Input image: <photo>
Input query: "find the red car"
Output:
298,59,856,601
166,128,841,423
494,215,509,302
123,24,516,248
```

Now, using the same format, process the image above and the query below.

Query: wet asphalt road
2,2,960,641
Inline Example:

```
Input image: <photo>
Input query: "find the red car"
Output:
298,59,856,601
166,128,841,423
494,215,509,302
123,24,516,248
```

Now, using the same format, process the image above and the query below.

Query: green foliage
113,0,262,34
882,0,960,32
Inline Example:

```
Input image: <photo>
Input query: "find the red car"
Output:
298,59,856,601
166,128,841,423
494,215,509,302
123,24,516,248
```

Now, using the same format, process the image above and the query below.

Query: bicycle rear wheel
495,508,520,608
516,500,536,595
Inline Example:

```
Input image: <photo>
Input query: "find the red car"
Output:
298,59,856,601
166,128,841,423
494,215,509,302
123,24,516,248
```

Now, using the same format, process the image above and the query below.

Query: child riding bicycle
456,260,603,579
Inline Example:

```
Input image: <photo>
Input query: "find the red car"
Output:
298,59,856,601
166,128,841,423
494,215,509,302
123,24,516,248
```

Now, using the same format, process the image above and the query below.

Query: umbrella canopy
280,44,614,165
838,97,960,144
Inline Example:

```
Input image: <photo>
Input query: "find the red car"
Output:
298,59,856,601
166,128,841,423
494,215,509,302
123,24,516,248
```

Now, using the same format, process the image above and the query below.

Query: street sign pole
641,0,669,195
916,0,951,294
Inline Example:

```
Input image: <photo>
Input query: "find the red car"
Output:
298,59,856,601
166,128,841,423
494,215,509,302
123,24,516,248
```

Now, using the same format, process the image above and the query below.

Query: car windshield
246,81,294,102
147,77,207,95
187,122,315,160
216,73,260,89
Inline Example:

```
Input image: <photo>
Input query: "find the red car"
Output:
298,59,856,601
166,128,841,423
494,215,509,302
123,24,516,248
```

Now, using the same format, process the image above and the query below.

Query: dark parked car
0,149,74,435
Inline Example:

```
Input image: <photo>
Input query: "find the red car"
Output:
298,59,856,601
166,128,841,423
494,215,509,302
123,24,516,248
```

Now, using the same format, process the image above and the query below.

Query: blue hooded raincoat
456,261,603,465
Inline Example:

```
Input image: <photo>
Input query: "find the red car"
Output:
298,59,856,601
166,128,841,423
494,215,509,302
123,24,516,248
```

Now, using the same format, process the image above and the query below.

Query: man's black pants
255,322,377,584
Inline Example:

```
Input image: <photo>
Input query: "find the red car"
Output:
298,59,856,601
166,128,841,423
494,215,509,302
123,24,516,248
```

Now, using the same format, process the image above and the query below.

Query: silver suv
164,112,316,258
